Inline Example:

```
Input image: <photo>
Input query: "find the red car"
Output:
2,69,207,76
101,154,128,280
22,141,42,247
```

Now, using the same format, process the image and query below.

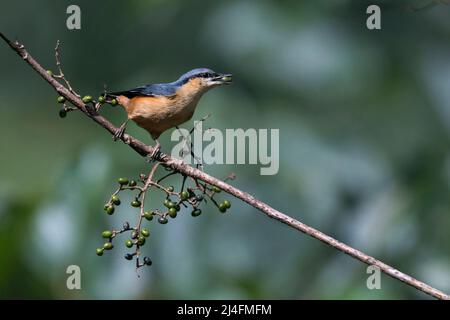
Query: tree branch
1,31,448,300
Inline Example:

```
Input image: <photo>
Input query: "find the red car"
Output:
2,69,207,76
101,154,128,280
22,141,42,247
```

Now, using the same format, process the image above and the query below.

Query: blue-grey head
175,68,232,88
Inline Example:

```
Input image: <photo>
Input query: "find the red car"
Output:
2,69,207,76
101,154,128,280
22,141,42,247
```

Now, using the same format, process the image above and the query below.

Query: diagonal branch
1,31,448,300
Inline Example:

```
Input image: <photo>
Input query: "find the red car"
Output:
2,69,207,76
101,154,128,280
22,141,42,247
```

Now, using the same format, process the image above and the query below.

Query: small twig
133,163,160,271
175,114,212,170
189,113,211,134
1,32,449,300
176,127,203,170
156,170,177,184
53,40,80,98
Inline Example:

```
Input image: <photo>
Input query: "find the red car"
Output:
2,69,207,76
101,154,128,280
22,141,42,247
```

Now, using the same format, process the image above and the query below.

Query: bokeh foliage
0,0,449,299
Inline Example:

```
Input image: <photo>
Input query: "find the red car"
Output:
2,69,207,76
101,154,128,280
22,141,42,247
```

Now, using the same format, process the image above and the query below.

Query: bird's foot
113,122,127,141
146,142,162,162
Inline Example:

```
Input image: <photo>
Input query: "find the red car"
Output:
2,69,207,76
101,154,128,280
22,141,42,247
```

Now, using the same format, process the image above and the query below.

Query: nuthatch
106,68,232,158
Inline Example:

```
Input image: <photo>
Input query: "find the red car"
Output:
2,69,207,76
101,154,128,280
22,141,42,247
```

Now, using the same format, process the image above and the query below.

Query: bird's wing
107,83,177,98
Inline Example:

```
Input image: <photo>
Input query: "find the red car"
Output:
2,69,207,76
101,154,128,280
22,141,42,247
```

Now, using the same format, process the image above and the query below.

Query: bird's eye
195,72,215,79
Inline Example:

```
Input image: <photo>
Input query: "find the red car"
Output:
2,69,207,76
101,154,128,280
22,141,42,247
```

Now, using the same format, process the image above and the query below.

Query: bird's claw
146,145,162,163
113,123,126,141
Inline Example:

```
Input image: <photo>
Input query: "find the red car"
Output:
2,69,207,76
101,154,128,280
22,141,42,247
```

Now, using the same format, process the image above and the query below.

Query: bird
106,68,232,159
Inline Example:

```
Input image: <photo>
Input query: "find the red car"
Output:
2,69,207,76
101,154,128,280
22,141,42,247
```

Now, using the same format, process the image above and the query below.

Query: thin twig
53,40,80,98
134,163,160,270
1,32,448,300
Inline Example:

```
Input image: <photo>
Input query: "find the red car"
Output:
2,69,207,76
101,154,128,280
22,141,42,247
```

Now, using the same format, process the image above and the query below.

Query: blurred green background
1,0,450,299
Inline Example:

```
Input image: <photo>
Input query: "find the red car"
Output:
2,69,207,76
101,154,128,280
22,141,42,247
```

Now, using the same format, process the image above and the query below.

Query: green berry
57,96,66,103
144,211,153,221
82,95,93,103
141,228,150,237
101,230,113,238
59,108,67,118
164,199,171,208
98,96,105,103
129,180,137,187
223,200,231,209
103,242,113,250
158,217,168,224
218,202,227,213
46,69,53,76
105,205,115,215
167,186,174,192
168,207,177,218
213,186,221,193
96,248,104,256
111,98,118,106
111,195,121,205
125,239,133,248
180,191,189,201
167,201,176,209
137,236,146,246
118,177,129,185
191,209,202,217
131,199,141,207
131,230,138,239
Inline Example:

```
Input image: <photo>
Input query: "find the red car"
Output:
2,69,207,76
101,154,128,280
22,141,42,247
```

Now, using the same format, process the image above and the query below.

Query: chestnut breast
118,78,206,139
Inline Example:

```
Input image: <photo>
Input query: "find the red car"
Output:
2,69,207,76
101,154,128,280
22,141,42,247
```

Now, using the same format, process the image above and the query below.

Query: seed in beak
222,75,232,82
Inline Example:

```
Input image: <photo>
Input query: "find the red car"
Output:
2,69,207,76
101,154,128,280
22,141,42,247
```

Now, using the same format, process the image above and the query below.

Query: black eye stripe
192,72,217,79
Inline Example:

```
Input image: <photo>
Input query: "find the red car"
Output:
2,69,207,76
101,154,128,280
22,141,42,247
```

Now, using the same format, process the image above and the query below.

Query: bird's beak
212,73,233,85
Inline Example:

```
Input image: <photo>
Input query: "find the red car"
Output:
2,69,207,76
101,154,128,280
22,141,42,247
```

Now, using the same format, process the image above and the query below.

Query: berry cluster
96,164,232,270
54,89,117,118
49,42,117,118
46,42,235,272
